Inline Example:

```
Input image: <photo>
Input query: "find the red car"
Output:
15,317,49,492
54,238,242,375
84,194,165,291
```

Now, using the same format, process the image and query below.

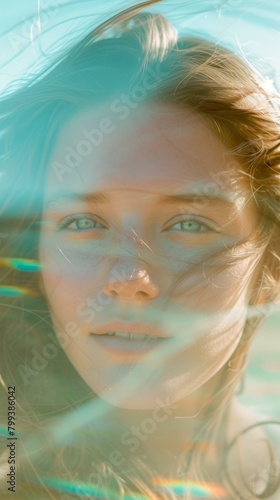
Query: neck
97,366,230,475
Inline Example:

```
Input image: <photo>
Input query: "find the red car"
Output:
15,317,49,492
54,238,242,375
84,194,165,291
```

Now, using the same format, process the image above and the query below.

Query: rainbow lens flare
0,286,37,297
0,258,41,272
24,475,226,499
25,476,149,499
152,477,226,498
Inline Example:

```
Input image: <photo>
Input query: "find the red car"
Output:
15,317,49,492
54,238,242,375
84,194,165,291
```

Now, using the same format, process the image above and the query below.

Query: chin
90,371,175,410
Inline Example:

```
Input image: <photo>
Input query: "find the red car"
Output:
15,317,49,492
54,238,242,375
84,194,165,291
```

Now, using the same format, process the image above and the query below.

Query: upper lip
92,320,169,338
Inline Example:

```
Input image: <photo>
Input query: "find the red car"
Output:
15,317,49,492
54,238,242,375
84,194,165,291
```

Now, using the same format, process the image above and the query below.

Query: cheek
39,238,111,329
177,256,253,312
39,236,107,292
205,268,246,306
205,257,254,305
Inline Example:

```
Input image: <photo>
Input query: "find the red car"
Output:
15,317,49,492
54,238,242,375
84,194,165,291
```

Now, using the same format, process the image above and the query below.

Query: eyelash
57,213,106,232
167,217,219,234
56,214,220,234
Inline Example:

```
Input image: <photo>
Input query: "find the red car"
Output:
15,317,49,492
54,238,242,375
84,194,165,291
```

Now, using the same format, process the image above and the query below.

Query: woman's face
39,102,261,409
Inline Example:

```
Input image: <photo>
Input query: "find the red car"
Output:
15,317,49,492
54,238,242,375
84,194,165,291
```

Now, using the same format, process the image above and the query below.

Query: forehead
45,101,246,198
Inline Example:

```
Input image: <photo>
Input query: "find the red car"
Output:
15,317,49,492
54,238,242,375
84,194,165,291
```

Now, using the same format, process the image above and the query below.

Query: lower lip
91,334,166,356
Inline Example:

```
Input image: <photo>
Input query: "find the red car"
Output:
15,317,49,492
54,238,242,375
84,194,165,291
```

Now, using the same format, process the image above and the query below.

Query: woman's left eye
168,218,220,234
57,215,106,232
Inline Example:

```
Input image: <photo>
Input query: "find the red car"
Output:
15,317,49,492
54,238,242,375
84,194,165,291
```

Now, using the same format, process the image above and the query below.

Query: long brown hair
0,1,280,498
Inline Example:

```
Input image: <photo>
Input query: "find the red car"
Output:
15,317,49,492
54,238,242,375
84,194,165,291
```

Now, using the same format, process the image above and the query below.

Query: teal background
1,1,280,94
240,312,280,419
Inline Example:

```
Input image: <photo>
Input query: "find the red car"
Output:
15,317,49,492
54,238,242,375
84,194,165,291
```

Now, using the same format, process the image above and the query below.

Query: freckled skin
39,102,261,420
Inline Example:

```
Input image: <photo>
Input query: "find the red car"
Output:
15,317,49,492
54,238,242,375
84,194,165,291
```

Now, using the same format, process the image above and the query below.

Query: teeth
128,333,150,340
107,332,152,340
113,332,131,338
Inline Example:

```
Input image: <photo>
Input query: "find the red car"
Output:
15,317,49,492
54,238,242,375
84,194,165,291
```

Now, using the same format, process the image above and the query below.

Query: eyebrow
46,190,109,207
45,189,237,209
158,193,236,207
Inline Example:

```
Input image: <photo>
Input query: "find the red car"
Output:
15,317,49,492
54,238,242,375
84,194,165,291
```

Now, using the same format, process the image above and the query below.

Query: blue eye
169,217,220,234
57,215,105,232
171,220,207,233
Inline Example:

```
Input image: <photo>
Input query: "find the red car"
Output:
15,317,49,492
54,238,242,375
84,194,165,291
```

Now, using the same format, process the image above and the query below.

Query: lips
90,320,169,356
91,320,169,339
91,331,166,356
102,332,159,340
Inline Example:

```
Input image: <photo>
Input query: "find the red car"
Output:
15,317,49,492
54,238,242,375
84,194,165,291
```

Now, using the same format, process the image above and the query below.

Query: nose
102,259,160,300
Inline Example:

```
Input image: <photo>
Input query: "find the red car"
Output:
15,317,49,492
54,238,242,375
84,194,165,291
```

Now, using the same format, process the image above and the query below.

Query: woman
0,1,280,498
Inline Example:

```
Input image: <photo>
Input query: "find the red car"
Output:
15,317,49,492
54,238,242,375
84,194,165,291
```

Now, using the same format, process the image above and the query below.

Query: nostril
103,272,160,300
138,291,149,298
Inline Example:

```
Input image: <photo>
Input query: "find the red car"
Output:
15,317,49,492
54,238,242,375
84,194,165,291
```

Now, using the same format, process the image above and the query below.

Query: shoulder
225,398,280,499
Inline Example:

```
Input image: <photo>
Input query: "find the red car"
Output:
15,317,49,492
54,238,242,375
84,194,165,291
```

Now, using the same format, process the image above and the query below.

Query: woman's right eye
57,215,106,232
